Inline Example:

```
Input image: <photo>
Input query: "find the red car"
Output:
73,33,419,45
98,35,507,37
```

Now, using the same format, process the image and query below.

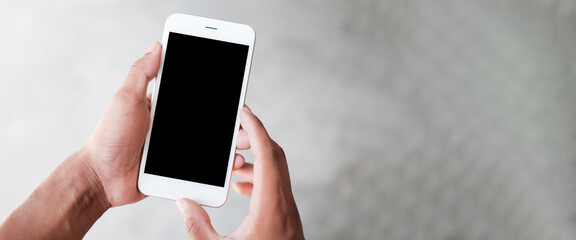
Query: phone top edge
166,13,255,39
167,13,254,28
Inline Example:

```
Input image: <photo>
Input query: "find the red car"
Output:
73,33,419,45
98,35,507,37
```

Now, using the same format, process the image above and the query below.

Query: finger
176,198,219,239
232,162,254,183
239,106,274,160
146,92,153,108
239,107,287,176
233,182,253,196
121,41,162,98
239,106,291,196
233,153,245,170
236,128,250,150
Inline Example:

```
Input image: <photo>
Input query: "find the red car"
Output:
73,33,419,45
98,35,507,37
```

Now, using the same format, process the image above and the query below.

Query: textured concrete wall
1,0,576,239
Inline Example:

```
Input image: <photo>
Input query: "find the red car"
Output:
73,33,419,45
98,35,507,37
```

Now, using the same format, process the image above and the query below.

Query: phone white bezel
137,13,255,207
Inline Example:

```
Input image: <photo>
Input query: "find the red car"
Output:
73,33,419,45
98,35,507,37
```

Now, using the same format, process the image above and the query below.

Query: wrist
0,149,111,239
48,149,111,235
76,147,112,212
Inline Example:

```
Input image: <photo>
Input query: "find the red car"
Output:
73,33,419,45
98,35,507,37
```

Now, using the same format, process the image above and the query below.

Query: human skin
0,41,164,240
0,41,304,240
176,106,305,239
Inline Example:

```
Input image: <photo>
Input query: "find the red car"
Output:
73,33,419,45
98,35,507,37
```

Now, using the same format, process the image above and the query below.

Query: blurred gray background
1,0,576,239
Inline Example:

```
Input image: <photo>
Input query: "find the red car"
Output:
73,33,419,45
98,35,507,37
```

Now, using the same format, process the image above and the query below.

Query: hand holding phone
176,107,305,240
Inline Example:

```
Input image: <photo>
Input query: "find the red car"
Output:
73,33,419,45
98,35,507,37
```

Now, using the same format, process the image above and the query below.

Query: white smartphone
138,13,255,207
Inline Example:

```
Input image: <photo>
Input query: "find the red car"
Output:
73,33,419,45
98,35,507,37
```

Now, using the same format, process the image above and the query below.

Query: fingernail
146,42,158,53
243,105,253,114
176,199,185,213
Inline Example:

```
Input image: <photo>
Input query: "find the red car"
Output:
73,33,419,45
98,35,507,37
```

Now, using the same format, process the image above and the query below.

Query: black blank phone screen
144,32,249,187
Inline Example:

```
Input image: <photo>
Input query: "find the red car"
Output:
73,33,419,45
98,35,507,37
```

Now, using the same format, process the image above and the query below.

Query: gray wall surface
1,0,576,239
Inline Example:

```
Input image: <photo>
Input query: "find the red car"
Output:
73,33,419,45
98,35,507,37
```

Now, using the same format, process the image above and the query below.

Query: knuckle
272,141,286,159
185,218,203,238
113,88,141,107
128,58,152,81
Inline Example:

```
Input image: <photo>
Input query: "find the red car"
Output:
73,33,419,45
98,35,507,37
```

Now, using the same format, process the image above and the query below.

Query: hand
83,41,161,207
176,107,305,240
0,42,164,240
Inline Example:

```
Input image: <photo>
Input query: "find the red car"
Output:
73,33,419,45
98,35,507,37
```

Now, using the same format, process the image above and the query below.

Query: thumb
121,41,161,97
176,199,220,240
